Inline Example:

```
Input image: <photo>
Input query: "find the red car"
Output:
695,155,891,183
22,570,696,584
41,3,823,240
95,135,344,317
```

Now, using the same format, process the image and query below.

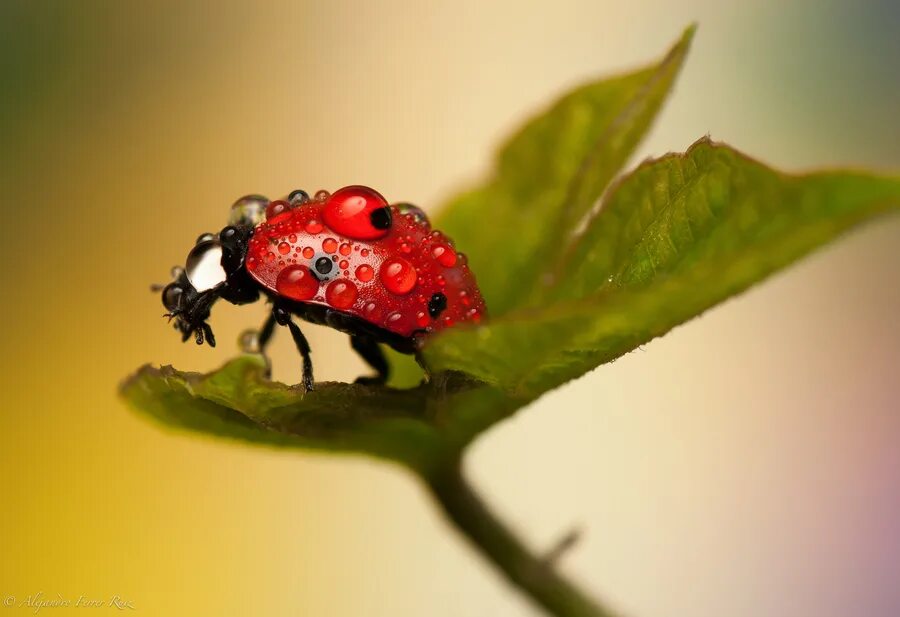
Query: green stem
424,457,617,617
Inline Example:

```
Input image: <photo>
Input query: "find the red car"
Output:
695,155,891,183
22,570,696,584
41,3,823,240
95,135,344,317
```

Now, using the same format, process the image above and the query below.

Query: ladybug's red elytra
159,186,487,390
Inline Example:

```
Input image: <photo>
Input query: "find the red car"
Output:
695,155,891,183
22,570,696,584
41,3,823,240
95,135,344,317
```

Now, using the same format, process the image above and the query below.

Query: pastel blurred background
1,1,898,616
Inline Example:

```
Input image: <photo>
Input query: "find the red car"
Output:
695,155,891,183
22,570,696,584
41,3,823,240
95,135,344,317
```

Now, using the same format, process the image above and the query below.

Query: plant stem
424,457,617,617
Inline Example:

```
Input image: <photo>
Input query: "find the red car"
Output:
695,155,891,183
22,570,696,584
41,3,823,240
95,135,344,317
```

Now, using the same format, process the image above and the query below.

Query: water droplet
436,275,446,287
305,219,323,234
355,264,374,282
275,265,319,301
229,194,269,227
363,302,377,314
339,259,349,270
265,252,276,263
238,329,261,354
246,256,258,270
431,243,457,267
266,200,291,221
288,189,310,205
314,190,330,201
360,248,369,257
399,242,412,254
339,242,352,256
380,257,418,295
322,238,338,253
395,202,430,227
302,247,314,259
386,312,403,324
322,186,391,240
416,311,430,327
277,241,291,255
325,279,358,309
288,234,297,243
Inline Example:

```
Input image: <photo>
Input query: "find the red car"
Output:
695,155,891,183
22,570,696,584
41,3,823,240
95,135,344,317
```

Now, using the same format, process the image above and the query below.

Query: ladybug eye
162,283,183,312
229,194,269,227
322,185,392,240
309,251,339,282
185,240,227,292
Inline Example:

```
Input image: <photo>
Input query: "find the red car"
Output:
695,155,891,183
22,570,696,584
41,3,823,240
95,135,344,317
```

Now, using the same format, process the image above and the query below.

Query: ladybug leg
350,334,389,386
273,306,314,391
257,312,277,353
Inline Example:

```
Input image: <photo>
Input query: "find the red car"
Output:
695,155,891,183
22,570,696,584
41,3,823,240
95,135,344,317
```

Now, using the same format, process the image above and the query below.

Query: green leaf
435,26,695,316
422,139,900,398
121,354,517,470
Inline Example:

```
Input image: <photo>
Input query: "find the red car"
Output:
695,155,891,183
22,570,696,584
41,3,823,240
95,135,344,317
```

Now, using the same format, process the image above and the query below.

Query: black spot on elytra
314,256,333,276
370,206,392,230
428,292,447,318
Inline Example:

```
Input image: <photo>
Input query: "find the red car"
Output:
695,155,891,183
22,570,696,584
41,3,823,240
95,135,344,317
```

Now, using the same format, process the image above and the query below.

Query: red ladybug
160,186,487,389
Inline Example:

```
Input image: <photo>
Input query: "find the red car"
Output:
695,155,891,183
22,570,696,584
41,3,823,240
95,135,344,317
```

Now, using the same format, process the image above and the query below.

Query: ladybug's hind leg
273,306,315,392
350,334,389,386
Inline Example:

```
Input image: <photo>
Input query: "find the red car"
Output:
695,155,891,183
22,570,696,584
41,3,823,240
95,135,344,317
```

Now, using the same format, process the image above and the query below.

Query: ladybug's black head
160,222,260,346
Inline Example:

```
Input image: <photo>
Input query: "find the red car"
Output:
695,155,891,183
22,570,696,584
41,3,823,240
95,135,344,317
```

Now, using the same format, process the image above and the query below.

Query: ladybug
160,186,487,390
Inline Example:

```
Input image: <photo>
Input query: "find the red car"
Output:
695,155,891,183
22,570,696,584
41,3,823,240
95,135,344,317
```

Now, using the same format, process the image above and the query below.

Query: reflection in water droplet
229,194,269,227
305,220,324,234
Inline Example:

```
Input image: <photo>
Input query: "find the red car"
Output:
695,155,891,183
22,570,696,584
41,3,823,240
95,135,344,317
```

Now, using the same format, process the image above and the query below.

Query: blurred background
1,1,898,616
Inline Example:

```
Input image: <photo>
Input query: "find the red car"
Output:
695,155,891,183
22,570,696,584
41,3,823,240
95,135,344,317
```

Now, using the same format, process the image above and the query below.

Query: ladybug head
160,197,266,345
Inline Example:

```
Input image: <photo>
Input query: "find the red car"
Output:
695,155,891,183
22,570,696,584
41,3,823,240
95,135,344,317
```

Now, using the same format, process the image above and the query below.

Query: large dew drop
229,195,269,227
380,257,417,295
275,265,319,301
325,279,358,310
185,240,226,292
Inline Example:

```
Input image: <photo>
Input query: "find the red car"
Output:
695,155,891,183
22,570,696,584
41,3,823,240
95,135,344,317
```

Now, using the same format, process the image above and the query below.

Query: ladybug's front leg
273,305,315,391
